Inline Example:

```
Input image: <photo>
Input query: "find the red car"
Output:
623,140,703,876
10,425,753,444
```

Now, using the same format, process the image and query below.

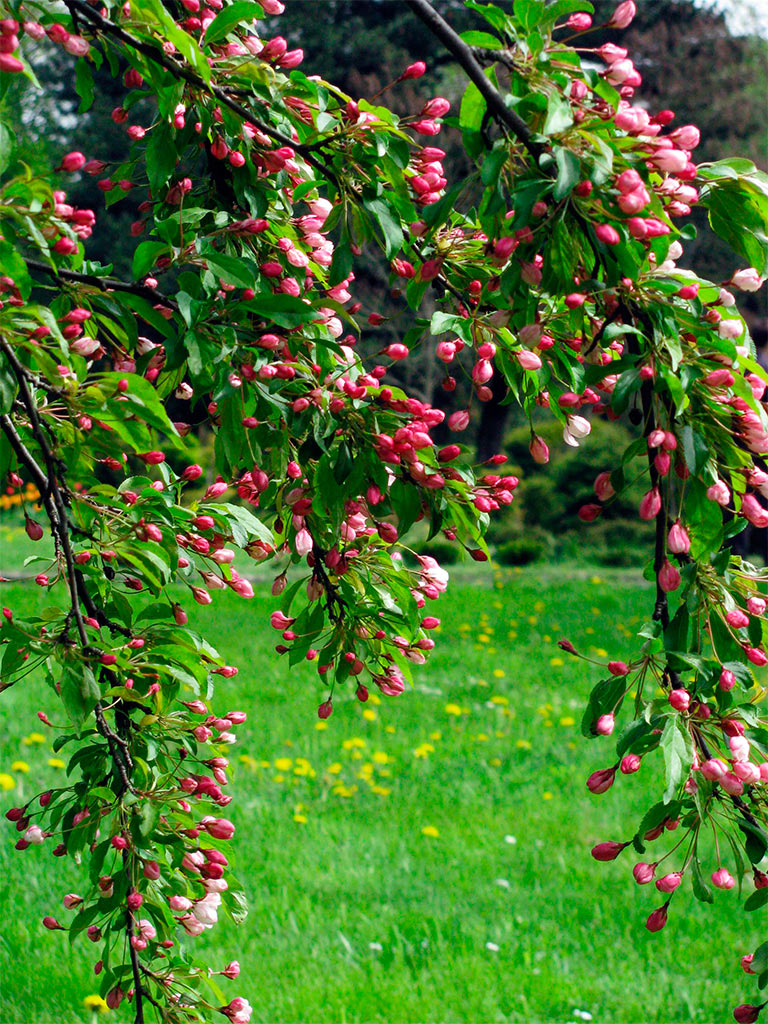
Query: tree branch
64,0,340,187
404,0,544,163
24,258,178,311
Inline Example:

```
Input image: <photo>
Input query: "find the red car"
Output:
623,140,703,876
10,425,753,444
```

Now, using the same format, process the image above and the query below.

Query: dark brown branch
404,0,544,163
24,258,178,311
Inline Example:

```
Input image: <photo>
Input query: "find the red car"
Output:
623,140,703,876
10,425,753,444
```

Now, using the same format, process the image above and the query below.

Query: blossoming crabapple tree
1,0,768,1020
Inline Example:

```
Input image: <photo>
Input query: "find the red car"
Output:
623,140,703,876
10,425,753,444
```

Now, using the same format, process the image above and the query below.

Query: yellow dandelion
490,695,508,706
543,791,554,801
594,648,608,658
444,703,462,716
327,762,342,775
22,732,46,746
489,757,502,767
368,693,381,706
371,784,391,796
478,634,491,644
507,631,518,640
342,737,366,750
544,720,553,727
550,657,564,667
0,773,15,791
362,709,377,722
11,761,29,773
238,754,257,768
274,774,285,783
560,716,575,727
385,725,396,734
585,626,595,634
315,721,328,731
429,731,442,741
293,814,307,824
492,669,505,679
414,743,435,758
47,758,65,769
515,739,532,750
84,994,109,1013
476,733,489,742
591,575,603,584
372,751,390,765
421,825,440,838
274,757,293,772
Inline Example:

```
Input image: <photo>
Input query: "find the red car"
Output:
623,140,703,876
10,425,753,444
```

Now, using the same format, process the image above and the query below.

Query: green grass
0,562,751,1023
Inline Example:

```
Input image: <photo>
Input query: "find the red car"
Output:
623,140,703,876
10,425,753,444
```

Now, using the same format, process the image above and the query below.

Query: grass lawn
0,557,751,1023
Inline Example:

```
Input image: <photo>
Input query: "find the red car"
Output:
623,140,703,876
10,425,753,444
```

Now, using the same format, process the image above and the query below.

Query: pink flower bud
586,767,616,794
633,861,656,884
731,268,765,292
591,841,628,861
658,560,681,593
655,872,682,893
726,609,750,629
608,661,630,676
668,689,690,712
645,903,669,932
400,61,426,80
711,868,736,890
620,754,641,774
608,0,636,28
639,487,661,520
707,480,731,506
596,714,615,736
733,1005,762,1023
595,223,620,246
594,471,615,501
667,521,690,554
719,669,736,692
203,817,235,840
448,410,470,432
529,435,549,465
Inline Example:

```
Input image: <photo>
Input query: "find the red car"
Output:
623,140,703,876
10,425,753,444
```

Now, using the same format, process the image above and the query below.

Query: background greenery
0,560,750,1023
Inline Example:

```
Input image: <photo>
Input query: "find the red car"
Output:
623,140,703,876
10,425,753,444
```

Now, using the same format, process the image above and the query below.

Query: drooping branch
64,0,341,187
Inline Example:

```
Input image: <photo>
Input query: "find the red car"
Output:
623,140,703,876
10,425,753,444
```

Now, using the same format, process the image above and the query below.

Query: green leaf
60,665,100,727
0,350,18,415
460,79,488,156
680,425,711,476
691,855,714,904
145,122,178,194
745,887,768,912
542,92,573,136
553,148,580,201
132,241,167,279
204,251,255,289
0,120,15,177
74,59,94,113
659,716,693,803
753,940,768,975
430,311,473,344
365,198,404,259
203,1,263,44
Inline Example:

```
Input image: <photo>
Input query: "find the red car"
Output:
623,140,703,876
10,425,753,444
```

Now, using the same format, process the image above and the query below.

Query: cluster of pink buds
409,145,448,207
